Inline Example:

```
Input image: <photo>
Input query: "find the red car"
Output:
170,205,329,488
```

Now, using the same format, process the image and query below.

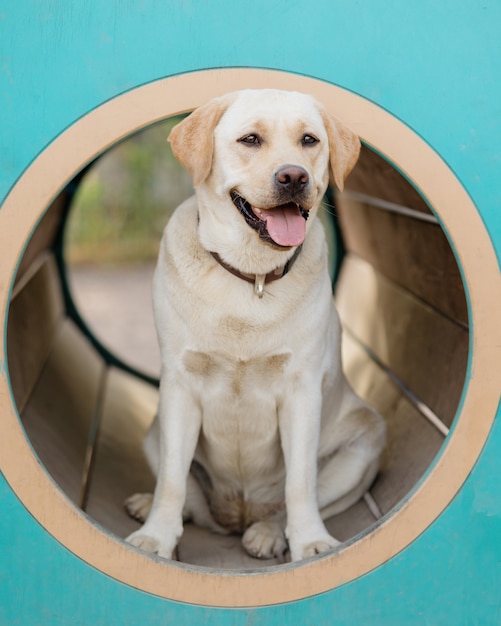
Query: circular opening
10,131,469,567
1,70,498,607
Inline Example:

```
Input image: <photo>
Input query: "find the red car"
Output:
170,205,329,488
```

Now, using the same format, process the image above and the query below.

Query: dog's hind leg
125,474,227,534
183,473,228,534
317,406,386,520
125,492,153,522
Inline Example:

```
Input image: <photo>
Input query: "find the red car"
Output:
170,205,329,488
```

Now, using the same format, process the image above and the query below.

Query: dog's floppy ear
319,109,361,191
168,95,232,187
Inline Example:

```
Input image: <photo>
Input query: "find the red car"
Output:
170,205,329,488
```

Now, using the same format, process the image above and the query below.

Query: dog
125,89,386,562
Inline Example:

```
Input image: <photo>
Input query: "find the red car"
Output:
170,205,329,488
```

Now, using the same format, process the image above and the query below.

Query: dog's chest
183,349,290,479
183,349,290,392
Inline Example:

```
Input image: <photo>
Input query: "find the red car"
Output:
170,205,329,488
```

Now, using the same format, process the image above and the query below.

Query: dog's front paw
289,533,340,562
242,521,288,560
124,492,153,522
125,529,177,559
302,536,340,558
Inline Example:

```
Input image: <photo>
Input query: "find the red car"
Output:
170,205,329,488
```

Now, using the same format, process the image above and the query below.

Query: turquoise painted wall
1,1,500,623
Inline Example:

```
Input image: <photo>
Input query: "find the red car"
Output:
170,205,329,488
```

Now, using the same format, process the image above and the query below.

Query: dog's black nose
275,165,309,194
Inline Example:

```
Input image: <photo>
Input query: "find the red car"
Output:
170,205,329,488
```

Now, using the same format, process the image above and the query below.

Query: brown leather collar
210,246,302,298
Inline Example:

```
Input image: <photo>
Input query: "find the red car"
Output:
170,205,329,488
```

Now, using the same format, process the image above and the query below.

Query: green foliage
66,117,193,265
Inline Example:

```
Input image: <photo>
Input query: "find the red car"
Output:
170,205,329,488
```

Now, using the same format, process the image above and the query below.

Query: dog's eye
302,134,319,146
239,134,261,146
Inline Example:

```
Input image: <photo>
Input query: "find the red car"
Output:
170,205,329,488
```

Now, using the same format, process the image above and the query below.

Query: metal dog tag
254,274,266,298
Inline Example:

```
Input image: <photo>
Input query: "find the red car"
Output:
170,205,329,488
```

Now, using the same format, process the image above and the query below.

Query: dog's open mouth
231,191,309,248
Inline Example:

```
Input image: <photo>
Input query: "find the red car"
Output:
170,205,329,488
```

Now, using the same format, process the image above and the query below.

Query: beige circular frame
1,69,500,607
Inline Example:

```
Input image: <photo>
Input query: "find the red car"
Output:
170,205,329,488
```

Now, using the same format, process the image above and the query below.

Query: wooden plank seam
343,325,450,437
79,364,109,510
342,190,440,224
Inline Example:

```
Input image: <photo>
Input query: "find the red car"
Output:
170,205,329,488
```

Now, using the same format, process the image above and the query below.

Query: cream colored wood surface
14,193,67,287
336,194,468,325
336,255,468,426
7,254,65,413
84,367,157,536
342,332,445,513
345,145,433,215
21,320,104,504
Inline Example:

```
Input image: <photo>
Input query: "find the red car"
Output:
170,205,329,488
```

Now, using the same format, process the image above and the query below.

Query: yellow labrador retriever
125,89,386,562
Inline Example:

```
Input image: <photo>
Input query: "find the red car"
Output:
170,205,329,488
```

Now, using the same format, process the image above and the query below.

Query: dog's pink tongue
263,204,306,247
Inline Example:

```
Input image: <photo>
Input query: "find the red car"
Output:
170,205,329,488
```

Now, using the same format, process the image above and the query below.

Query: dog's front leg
126,378,201,559
279,380,339,562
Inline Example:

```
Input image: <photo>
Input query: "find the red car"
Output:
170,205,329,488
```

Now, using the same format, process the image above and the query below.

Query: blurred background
66,117,192,379
66,117,192,267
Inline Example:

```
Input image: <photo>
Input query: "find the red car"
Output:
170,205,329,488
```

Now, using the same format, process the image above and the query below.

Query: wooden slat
14,191,67,288
336,255,468,426
345,144,433,215
336,195,468,324
84,367,157,537
324,498,377,543
21,320,104,504
7,254,65,412
341,331,445,515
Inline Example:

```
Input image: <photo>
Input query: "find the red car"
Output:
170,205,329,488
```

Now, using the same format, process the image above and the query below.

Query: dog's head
169,90,360,266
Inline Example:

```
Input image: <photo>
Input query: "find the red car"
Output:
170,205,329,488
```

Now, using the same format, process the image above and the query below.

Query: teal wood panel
1,0,500,245
1,0,501,623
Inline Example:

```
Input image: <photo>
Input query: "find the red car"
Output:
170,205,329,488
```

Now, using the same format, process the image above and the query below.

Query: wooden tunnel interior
6,144,469,570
